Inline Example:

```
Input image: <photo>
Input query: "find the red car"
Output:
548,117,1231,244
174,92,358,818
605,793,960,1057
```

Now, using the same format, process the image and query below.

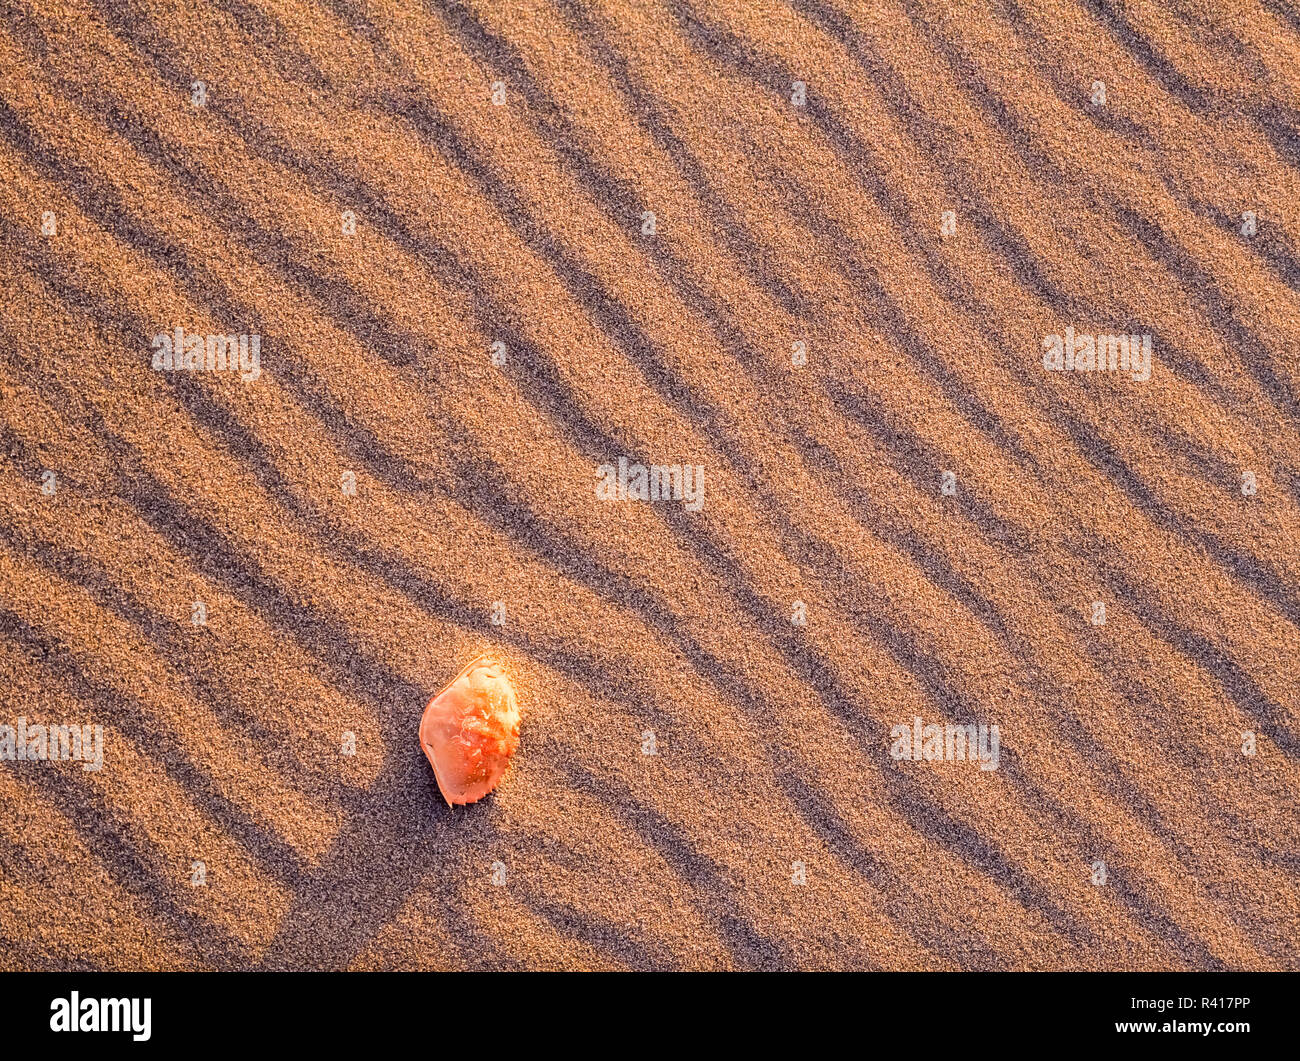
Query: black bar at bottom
3,971,1293,1048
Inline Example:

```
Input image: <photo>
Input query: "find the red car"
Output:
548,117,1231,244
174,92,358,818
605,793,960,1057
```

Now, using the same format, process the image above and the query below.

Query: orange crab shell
419,654,521,806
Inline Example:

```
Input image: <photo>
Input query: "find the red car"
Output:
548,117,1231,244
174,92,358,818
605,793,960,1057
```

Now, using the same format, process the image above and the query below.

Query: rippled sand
0,0,1297,970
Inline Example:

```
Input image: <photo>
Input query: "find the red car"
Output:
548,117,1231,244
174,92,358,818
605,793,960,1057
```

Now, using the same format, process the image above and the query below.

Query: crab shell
419,655,521,806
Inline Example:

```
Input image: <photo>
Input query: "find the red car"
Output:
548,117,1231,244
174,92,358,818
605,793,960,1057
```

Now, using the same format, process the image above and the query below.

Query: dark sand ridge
2,0,1300,967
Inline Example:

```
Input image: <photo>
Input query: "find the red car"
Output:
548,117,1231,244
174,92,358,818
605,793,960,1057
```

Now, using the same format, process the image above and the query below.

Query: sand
0,0,1298,970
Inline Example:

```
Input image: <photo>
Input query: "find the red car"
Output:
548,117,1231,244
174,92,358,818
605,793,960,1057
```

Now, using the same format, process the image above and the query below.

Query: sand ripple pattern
0,0,1297,970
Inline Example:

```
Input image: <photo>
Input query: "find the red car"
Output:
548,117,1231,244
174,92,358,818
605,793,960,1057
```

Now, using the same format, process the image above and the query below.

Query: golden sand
0,0,1297,969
